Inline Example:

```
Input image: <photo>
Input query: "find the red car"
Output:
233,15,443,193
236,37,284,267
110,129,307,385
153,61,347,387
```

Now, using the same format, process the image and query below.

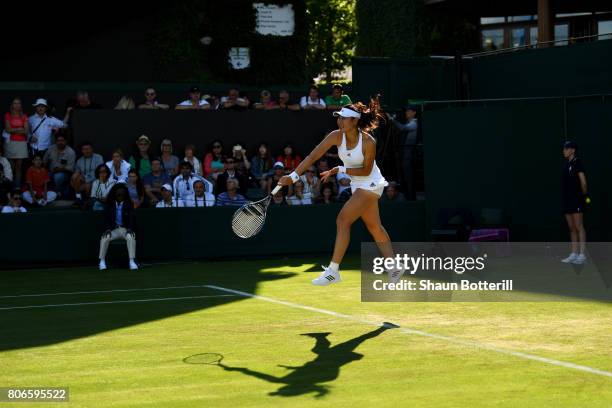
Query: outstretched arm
277,130,341,187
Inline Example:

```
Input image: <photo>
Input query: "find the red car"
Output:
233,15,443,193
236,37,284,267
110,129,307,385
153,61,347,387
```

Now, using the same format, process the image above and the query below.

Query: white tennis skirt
350,178,388,197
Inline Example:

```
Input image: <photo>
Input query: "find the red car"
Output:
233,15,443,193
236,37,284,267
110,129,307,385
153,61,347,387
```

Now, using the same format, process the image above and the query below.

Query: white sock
328,262,339,273
129,258,135,262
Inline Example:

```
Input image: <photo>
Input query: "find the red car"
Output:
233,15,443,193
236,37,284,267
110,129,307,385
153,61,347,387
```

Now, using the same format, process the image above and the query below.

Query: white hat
273,161,284,168
333,107,361,119
32,98,48,107
161,183,173,192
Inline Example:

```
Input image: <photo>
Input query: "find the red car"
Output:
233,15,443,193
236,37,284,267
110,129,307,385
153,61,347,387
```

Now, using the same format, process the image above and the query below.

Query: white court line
0,285,218,299
0,294,235,311
205,285,612,379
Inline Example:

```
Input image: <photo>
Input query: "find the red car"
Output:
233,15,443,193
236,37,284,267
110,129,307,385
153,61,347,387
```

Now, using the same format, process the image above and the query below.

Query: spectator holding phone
43,133,75,198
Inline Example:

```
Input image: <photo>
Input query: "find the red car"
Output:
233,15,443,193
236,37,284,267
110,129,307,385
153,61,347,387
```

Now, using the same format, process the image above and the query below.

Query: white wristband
337,166,346,174
289,171,300,182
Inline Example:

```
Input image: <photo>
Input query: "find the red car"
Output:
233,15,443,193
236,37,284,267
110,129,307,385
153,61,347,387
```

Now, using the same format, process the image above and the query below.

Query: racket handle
271,185,282,195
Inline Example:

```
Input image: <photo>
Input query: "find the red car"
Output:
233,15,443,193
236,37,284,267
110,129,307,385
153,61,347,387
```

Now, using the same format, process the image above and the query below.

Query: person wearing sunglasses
203,139,226,180
138,87,169,110
2,190,27,213
215,156,248,196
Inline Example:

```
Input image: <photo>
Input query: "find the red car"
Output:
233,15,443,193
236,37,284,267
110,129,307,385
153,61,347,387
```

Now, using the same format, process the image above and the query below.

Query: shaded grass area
0,256,611,407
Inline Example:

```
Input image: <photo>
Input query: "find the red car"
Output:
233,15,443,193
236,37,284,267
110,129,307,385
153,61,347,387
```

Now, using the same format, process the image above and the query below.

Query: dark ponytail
346,95,385,132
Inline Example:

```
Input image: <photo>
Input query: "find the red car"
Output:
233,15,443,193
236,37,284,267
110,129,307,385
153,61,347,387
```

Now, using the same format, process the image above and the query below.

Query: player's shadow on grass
218,323,398,398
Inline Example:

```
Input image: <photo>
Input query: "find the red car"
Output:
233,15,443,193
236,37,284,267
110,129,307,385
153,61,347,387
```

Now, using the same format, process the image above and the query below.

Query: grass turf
0,255,611,407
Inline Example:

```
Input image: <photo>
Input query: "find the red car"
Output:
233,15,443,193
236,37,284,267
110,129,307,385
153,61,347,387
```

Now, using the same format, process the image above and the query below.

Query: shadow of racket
183,353,224,365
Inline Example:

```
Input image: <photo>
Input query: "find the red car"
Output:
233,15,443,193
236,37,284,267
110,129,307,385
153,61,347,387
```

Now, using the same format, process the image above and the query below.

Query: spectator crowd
1,84,408,213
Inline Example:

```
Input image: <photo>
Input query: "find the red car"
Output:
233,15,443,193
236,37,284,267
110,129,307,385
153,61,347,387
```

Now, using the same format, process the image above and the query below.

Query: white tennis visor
333,107,361,119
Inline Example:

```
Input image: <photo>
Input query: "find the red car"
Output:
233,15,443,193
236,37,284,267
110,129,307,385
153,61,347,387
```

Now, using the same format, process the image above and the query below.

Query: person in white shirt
183,180,215,207
300,85,326,110
175,86,210,110
28,98,70,156
2,191,27,213
106,149,131,183
300,165,320,198
91,164,116,211
286,180,313,205
156,184,185,208
172,162,200,203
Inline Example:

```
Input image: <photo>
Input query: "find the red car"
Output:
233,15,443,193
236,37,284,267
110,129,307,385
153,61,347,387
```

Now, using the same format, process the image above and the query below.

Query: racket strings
231,197,271,238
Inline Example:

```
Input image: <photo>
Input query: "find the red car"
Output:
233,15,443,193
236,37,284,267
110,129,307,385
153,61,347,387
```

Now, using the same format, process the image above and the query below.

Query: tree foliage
305,0,356,81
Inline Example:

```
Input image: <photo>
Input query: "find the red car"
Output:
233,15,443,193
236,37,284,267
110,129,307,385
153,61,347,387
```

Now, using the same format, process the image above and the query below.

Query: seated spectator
129,135,153,178
253,90,278,110
71,141,104,203
183,179,215,207
220,88,250,110
91,164,116,211
300,165,320,198
203,139,226,180
175,86,210,110
98,183,138,271
143,158,170,207
317,158,330,174
278,90,300,111
115,95,135,110
337,172,351,195
173,161,210,203
23,154,56,206
204,94,220,110
4,97,30,186
216,178,247,206
43,133,75,198
0,144,13,181
0,164,15,205
216,157,248,196
73,90,103,110
28,98,70,157
160,139,179,177
126,169,144,208
316,185,336,204
106,149,131,183
184,144,202,177
270,188,287,206
265,161,287,195
138,87,169,110
276,143,302,173
2,190,27,213
286,180,312,205
156,184,184,208
380,181,406,202
300,85,326,110
231,144,251,174
324,84,352,109
250,143,273,189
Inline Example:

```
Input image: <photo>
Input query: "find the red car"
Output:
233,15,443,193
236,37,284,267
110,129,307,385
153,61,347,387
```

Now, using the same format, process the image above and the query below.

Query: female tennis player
278,98,404,285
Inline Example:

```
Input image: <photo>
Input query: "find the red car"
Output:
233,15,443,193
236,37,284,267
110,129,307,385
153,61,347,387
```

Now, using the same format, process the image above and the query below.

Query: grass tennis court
1,256,611,407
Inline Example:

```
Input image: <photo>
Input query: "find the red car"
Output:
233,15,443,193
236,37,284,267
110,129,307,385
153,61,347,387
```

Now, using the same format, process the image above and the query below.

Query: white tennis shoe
561,253,578,263
388,268,406,284
312,266,341,286
129,260,139,270
98,259,107,271
571,254,587,265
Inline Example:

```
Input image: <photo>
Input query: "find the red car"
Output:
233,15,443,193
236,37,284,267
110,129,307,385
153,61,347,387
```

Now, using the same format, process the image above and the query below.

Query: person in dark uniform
561,141,588,264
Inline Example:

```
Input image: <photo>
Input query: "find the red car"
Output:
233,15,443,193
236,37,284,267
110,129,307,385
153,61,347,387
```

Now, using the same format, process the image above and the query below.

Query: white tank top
337,130,387,187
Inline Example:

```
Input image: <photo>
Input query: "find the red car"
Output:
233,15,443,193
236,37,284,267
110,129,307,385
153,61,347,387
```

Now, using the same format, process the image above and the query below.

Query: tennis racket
231,185,282,238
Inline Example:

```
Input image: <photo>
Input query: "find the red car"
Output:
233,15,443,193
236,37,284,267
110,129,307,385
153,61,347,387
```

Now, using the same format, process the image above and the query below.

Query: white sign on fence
253,3,295,36
228,47,250,70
